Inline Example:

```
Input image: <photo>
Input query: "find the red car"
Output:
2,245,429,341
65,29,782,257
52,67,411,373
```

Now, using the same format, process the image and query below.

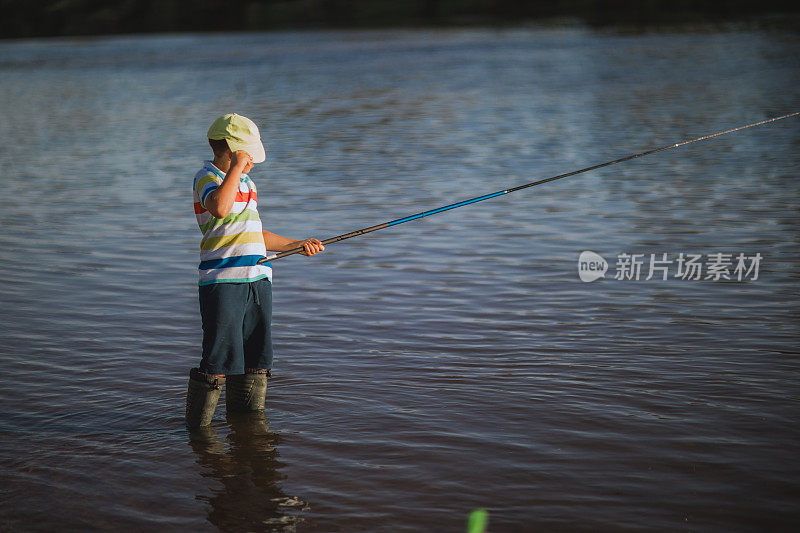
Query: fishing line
259,111,799,263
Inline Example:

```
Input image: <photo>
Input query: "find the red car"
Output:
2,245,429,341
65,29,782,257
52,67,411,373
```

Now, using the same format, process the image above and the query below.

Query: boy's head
207,113,266,163
208,138,230,159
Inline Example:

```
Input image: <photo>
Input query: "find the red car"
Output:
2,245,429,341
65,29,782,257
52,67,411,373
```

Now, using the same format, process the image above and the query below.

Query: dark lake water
0,26,798,532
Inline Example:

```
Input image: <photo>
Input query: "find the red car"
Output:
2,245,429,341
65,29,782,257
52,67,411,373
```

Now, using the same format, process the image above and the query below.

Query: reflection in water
189,414,308,532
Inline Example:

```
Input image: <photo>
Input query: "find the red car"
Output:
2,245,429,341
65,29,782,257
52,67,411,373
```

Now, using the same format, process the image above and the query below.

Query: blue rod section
386,190,508,226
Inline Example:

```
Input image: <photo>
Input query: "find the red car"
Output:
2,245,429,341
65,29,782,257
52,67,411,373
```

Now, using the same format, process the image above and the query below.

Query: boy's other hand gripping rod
259,112,799,263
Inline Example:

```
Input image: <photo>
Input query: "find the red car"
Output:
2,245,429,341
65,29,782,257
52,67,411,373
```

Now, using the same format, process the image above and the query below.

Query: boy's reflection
189,413,307,531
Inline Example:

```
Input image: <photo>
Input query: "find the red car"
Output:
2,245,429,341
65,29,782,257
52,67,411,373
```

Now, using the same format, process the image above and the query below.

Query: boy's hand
299,238,325,256
231,150,254,173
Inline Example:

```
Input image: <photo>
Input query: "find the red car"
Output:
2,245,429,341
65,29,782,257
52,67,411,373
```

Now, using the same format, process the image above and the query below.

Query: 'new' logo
578,251,608,282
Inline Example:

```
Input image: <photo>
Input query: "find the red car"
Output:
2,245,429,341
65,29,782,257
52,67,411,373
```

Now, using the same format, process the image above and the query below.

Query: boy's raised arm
204,151,253,219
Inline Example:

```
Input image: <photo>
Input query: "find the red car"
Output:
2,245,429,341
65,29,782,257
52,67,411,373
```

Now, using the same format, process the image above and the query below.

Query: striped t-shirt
193,161,272,285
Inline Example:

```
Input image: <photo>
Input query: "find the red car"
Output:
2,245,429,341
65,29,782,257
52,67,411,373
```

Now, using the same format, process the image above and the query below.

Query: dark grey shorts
198,278,274,375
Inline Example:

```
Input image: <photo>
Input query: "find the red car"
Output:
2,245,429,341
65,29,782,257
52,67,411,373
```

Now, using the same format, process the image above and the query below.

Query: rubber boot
185,368,226,428
226,369,269,413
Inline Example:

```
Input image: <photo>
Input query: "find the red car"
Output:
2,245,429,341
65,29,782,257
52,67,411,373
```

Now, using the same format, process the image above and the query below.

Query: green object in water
467,509,489,533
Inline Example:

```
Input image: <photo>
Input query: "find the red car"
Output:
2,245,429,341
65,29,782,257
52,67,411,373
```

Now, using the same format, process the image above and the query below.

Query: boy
186,113,324,428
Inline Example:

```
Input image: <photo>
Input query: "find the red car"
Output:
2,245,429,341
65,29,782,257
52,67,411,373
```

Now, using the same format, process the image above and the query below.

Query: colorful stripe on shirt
193,161,272,285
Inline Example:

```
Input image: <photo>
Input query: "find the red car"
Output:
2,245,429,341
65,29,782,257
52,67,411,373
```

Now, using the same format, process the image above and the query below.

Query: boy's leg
225,369,269,413
243,278,274,372
227,278,273,413
199,282,249,375
187,282,249,427
186,368,226,428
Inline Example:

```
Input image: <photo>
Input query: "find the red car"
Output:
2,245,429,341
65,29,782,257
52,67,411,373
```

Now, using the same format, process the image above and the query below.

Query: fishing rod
259,111,799,263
